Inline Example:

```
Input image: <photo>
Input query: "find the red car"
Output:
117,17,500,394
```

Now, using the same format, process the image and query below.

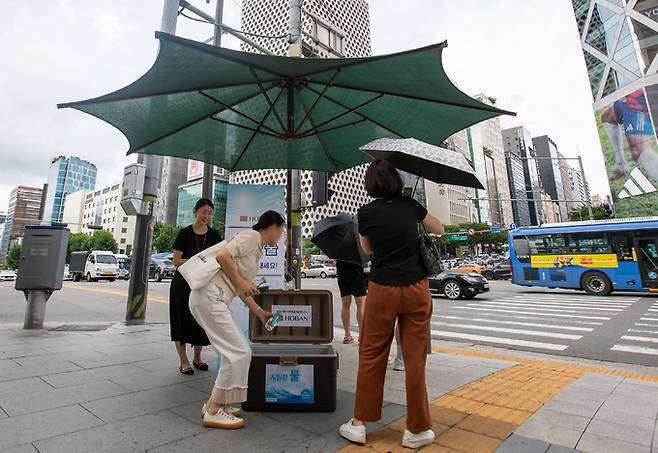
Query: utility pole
125,0,178,325
201,0,225,205
287,0,303,290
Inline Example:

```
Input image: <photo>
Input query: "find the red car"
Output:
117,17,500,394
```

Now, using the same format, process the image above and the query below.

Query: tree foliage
153,222,180,253
568,205,612,221
67,232,91,262
302,237,321,257
5,244,21,270
88,230,118,253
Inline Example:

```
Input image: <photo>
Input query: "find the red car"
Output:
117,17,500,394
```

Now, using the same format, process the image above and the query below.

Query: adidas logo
618,168,657,198
626,123,635,132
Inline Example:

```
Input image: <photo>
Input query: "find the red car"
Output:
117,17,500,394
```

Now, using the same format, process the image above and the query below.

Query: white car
301,264,336,279
0,270,17,281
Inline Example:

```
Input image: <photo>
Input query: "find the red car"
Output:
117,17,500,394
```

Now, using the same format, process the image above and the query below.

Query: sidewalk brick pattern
337,347,658,453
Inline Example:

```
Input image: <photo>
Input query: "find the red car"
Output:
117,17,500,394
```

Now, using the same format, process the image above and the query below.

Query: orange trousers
354,278,432,433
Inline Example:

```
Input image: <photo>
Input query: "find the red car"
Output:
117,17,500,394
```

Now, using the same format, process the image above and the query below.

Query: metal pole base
23,290,53,329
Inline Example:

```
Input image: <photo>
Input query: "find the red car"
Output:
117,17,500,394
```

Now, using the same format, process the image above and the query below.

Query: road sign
448,234,467,242
510,223,518,230
467,228,475,237
491,225,501,233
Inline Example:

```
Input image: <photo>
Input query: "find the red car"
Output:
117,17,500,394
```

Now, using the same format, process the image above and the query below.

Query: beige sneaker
202,408,245,430
339,418,366,444
402,429,435,448
202,403,242,417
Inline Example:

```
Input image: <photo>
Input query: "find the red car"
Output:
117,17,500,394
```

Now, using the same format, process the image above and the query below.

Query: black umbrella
311,214,368,266
360,137,485,189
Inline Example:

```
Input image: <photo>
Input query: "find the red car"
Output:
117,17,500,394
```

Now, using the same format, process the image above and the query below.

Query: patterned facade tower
232,0,372,237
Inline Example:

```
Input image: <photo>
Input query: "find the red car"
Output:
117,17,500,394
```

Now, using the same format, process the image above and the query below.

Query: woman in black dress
170,198,222,375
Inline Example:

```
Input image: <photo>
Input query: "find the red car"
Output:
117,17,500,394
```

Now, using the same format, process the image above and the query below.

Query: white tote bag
177,240,226,290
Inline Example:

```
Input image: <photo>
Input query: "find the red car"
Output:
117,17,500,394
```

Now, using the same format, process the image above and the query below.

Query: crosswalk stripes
430,293,642,353
610,300,658,356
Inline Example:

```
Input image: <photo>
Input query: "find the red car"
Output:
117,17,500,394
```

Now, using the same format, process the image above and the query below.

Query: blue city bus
508,217,658,296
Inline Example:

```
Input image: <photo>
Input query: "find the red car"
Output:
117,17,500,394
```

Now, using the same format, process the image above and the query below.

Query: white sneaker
202,408,245,430
393,357,405,371
202,403,242,417
402,429,435,448
339,418,366,444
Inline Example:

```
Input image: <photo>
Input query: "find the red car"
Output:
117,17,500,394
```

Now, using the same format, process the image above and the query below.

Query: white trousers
189,282,251,404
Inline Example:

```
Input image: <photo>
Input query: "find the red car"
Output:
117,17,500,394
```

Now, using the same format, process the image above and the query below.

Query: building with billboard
43,156,97,223
571,0,658,216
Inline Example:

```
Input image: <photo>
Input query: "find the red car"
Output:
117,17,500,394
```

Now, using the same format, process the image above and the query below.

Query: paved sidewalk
0,322,656,453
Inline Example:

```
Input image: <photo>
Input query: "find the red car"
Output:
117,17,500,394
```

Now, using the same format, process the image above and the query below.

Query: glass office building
177,177,229,237
43,156,97,223
571,0,658,216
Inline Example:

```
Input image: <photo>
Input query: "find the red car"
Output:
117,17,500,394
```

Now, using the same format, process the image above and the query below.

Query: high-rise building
571,1,658,216
43,156,97,223
473,94,514,226
153,156,189,226
503,127,542,225
532,135,571,221
568,166,587,211
234,0,372,237
467,126,491,225
425,130,477,225
0,186,44,260
177,161,230,236
66,183,137,255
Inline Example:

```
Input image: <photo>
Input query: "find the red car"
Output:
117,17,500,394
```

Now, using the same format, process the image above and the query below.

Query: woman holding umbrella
340,159,445,449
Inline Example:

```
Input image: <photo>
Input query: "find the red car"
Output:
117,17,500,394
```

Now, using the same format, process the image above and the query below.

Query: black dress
169,225,222,345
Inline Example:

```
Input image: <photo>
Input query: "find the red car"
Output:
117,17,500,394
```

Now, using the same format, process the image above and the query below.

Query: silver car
301,264,336,279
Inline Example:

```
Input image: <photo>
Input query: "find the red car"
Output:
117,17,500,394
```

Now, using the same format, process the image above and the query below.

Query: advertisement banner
225,184,286,339
530,254,618,269
265,364,314,404
187,160,203,181
596,87,658,216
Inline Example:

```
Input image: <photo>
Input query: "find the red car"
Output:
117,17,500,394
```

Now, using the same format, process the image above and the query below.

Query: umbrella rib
297,92,340,173
304,85,402,138
209,117,280,138
57,80,278,109
249,68,285,133
295,69,341,133
319,83,515,116
126,88,268,153
199,90,282,136
300,119,367,138
230,89,285,172
297,93,383,136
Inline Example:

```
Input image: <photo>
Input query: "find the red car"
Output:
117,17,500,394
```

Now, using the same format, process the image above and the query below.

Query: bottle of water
265,312,282,332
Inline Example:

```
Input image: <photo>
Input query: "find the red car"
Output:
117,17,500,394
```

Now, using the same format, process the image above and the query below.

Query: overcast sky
0,0,605,213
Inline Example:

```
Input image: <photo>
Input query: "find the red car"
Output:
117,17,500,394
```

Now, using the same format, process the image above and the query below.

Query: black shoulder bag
418,223,444,276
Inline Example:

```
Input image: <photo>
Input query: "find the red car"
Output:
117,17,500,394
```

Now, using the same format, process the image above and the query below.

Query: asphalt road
1,277,656,367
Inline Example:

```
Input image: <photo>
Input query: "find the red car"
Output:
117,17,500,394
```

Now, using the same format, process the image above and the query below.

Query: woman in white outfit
189,210,284,430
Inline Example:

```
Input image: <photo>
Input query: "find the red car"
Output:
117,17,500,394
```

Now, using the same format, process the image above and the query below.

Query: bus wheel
581,271,612,296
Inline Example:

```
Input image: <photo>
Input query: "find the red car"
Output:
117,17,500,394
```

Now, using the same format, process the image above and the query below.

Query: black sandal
193,361,209,371
179,366,194,375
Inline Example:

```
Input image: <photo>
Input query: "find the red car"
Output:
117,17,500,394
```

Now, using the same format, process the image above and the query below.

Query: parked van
69,251,119,282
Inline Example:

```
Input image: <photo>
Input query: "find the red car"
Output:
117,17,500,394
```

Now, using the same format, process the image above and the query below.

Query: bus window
512,237,530,262
610,232,634,261
566,233,611,254
527,234,567,255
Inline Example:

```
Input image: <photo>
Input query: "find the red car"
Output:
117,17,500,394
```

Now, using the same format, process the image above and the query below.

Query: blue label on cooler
265,364,314,404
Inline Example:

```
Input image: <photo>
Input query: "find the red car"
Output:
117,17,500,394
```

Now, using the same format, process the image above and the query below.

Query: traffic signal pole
125,0,178,325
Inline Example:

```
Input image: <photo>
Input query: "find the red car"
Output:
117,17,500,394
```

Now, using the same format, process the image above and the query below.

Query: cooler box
242,290,338,412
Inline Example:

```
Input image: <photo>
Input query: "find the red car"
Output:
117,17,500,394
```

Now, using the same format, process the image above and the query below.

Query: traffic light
311,171,335,206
